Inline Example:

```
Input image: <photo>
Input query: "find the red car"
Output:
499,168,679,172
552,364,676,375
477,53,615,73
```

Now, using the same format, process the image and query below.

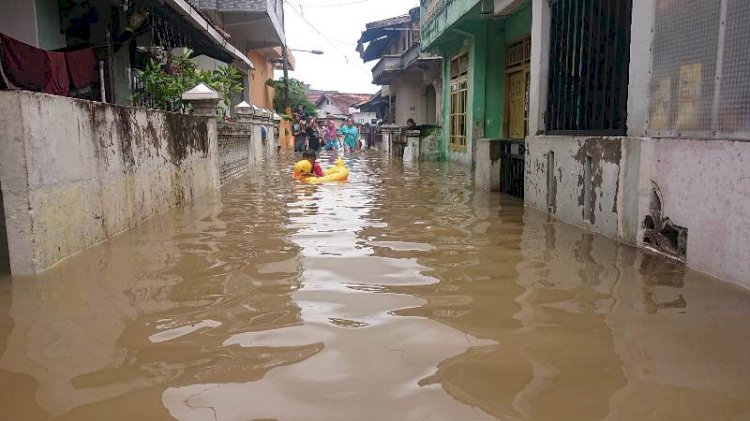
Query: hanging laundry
64,46,97,90
0,33,49,91
45,51,70,96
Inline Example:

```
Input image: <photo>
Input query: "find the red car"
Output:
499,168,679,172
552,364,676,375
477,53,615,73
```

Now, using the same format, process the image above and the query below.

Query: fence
217,122,251,185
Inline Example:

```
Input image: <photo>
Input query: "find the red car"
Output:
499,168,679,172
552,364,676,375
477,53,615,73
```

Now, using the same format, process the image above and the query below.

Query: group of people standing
292,106,363,155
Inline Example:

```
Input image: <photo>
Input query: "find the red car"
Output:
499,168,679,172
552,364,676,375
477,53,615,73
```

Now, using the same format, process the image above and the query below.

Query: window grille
506,37,531,70
546,0,633,135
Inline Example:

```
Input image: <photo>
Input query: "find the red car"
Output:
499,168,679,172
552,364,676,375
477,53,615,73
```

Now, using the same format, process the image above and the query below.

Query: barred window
546,0,633,135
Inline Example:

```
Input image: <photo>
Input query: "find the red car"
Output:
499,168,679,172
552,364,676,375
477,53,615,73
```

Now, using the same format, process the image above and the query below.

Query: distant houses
305,88,375,126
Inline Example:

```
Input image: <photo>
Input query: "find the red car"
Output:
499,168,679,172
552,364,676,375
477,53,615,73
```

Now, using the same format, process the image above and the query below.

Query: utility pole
282,44,291,113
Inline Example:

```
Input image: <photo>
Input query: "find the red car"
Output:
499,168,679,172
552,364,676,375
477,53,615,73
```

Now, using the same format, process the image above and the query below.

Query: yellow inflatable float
293,157,350,184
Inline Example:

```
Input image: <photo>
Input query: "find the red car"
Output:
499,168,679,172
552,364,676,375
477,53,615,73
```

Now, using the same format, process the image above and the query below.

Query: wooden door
508,71,527,139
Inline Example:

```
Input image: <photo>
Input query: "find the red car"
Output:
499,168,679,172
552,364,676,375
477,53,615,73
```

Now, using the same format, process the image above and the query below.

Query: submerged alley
1,153,749,420
1,0,750,419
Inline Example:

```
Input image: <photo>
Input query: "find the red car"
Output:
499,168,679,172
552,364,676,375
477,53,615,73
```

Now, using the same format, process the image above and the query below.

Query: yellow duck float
293,157,350,184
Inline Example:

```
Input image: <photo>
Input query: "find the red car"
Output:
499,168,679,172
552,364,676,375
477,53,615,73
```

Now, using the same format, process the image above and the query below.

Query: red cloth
44,51,69,96
0,33,49,91
313,162,324,177
64,47,97,90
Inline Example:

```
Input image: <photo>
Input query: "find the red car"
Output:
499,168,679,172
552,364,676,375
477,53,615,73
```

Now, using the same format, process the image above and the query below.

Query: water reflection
0,152,748,420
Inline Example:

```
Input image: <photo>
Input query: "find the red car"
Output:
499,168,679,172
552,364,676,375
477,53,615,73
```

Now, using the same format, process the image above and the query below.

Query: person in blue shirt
338,117,359,154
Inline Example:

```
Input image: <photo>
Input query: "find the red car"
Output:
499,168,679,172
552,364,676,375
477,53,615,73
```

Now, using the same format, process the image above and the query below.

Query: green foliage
266,77,316,116
132,48,243,113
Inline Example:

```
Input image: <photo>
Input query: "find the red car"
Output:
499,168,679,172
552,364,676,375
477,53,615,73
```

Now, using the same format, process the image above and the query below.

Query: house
0,0,255,106
523,0,750,288
195,1,290,111
307,89,373,123
420,0,531,165
358,8,441,127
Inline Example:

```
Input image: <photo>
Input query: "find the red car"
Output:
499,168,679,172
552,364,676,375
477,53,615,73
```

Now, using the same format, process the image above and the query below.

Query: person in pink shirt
323,120,339,151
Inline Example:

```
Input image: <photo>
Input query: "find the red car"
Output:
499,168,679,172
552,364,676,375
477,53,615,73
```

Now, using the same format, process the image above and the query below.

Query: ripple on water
0,151,749,421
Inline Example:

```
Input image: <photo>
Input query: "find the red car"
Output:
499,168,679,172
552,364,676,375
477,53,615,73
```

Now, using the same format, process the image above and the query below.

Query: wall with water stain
525,134,750,289
0,91,221,274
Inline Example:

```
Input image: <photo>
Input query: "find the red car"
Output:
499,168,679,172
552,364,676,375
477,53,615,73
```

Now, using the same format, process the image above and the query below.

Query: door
508,70,528,139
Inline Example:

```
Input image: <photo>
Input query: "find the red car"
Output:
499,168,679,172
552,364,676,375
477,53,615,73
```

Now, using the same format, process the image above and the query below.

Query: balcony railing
197,0,285,48
372,44,441,84
372,55,404,84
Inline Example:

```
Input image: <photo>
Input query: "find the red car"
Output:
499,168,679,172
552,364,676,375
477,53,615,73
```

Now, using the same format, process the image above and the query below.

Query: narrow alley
1,152,749,421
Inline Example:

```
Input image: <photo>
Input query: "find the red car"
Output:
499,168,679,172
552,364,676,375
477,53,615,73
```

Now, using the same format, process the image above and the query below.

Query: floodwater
1,151,749,421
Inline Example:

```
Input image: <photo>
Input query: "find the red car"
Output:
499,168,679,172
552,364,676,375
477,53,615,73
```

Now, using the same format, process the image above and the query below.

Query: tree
133,48,242,113
266,77,317,117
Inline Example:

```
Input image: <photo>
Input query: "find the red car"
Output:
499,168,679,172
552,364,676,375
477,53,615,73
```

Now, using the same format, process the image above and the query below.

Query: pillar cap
182,83,220,101
236,100,253,114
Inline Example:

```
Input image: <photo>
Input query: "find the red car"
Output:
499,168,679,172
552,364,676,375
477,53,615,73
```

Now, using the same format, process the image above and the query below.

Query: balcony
372,44,441,85
372,55,404,84
196,0,285,49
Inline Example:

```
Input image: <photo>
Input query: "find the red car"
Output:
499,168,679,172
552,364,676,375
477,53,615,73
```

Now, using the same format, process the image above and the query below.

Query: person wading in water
338,117,359,154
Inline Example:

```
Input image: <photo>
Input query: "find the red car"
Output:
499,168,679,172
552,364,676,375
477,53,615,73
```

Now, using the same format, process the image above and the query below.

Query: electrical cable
287,2,371,76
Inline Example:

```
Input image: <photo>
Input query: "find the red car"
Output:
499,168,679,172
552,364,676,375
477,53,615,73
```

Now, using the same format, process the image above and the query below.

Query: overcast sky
278,0,420,94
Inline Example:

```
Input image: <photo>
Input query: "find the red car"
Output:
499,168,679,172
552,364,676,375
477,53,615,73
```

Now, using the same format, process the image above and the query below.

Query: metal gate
499,140,525,199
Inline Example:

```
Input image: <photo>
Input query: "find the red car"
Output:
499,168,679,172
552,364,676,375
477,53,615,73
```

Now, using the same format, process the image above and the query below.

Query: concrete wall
638,138,750,286
0,184,8,272
0,91,221,274
249,50,275,109
35,0,65,50
0,0,39,46
391,72,430,126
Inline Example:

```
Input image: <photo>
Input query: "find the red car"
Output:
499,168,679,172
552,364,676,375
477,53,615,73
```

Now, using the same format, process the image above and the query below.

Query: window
506,37,531,139
450,54,469,150
546,0,633,134
648,0,750,139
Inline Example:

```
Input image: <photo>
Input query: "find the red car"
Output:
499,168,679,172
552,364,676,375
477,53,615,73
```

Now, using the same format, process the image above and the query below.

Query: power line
287,2,371,76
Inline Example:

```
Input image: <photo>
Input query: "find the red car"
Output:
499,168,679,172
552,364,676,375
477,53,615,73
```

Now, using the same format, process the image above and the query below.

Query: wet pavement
1,151,749,421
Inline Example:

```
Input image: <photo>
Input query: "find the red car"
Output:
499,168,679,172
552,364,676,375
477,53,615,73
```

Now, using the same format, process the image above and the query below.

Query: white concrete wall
638,138,750,286
317,100,344,117
0,91,220,274
391,72,430,126
352,111,377,125
525,0,750,288
525,136,627,241
525,134,750,289
0,0,39,46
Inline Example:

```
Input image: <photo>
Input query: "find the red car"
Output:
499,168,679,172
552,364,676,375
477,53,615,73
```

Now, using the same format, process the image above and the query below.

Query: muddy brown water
1,151,749,421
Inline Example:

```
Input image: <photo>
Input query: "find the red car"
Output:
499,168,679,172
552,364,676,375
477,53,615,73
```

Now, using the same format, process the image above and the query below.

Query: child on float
302,150,325,177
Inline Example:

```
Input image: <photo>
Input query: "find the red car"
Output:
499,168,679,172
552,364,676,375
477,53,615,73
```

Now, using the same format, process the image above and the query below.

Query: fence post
406,129,421,162
235,101,255,172
182,83,221,188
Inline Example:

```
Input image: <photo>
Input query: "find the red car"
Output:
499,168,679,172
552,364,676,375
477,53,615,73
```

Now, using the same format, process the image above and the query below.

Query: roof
357,8,419,63
165,0,253,69
311,91,375,116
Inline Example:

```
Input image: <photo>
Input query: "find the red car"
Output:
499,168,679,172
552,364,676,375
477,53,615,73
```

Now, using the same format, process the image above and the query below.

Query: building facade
524,0,750,287
420,0,531,165
358,8,442,128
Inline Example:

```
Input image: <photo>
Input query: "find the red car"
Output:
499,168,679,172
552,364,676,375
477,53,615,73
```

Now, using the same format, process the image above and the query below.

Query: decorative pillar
182,83,221,188
235,101,253,124
406,129,421,162
235,101,255,171
182,83,220,117
432,79,443,126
